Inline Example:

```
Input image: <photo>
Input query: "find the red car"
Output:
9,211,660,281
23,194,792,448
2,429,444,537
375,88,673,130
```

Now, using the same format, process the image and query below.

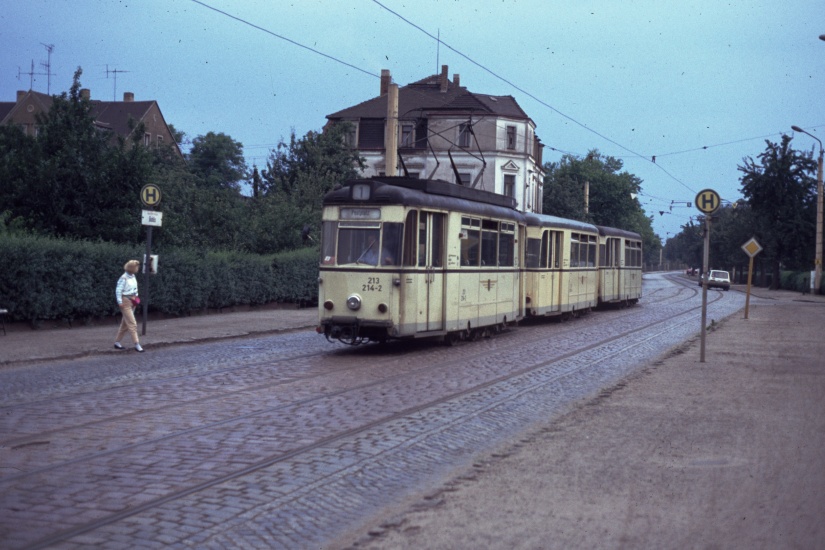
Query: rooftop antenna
106,64,130,100
40,43,55,95
17,60,48,91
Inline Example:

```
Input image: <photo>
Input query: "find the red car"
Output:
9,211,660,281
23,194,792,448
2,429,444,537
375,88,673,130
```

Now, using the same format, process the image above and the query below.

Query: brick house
325,65,544,213
0,88,182,158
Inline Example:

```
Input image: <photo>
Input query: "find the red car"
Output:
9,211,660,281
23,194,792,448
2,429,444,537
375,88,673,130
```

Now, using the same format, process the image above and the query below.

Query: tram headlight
346,294,362,311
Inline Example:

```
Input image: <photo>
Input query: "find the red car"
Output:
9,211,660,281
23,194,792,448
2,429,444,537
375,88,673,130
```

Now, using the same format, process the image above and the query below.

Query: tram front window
336,224,402,266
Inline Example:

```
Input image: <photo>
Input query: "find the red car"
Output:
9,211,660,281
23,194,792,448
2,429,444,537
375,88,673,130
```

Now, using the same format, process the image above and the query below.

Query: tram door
603,237,621,300
415,212,445,331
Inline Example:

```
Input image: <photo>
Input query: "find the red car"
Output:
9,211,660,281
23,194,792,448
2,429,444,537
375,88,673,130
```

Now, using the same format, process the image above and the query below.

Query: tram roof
523,213,599,233
323,177,522,220
596,225,643,240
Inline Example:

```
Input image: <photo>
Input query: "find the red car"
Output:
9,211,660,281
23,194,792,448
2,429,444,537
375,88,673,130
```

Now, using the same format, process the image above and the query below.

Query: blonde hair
124,260,141,273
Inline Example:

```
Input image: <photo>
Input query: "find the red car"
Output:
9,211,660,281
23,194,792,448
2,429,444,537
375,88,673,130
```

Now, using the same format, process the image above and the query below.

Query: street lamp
792,125,824,294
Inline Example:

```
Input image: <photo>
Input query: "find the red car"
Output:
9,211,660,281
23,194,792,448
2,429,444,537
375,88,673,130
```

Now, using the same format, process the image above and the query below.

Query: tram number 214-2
362,277,382,292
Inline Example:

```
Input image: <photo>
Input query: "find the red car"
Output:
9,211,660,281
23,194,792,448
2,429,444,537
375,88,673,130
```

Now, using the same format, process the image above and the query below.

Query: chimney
16,90,27,101
80,88,91,100
380,69,391,96
123,92,134,102
440,65,448,93
453,74,460,87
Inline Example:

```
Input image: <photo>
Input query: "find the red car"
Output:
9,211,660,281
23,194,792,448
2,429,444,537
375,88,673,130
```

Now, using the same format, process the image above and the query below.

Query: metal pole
142,226,152,336
814,148,823,294
744,255,754,320
700,216,710,362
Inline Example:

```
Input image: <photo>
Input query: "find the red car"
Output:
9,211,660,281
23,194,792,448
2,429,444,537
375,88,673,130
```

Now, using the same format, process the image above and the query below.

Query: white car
698,270,731,291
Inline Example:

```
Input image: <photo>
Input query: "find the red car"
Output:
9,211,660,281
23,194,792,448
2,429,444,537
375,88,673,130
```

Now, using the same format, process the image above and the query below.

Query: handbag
131,296,141,305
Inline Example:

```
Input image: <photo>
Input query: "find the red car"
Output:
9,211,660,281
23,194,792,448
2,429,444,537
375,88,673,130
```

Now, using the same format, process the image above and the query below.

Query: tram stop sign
695,188,721,214
141,184,162,208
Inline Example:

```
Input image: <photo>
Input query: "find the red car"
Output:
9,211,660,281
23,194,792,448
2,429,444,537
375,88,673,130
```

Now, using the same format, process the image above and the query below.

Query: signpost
695,188,721,363
140,185,162,336
741,237,763,320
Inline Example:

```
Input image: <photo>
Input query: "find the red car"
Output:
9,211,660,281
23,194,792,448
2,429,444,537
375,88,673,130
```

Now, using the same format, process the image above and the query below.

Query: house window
415,119,428,149
343,127,356,148
401,124,414,147
359,119,385,149
144,133,151,146
503,174,515,197
157,135,164,146
458,123,472,147
458,172,472,186
506,126,516,150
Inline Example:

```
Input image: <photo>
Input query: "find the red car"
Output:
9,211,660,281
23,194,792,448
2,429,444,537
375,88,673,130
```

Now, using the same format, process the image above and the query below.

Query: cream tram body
523,213,601,318
596,226,643,306
318,178,524,345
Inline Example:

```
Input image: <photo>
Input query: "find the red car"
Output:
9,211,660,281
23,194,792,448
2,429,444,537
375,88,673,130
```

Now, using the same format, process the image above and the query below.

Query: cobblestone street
0,274,764,548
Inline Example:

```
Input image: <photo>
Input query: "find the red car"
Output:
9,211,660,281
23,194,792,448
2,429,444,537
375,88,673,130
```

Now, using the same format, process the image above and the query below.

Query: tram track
0,285,697,457
11,284,730,549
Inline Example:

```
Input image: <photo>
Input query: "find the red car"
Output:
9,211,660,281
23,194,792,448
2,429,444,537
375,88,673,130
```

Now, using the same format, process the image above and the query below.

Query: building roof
326,70,530,122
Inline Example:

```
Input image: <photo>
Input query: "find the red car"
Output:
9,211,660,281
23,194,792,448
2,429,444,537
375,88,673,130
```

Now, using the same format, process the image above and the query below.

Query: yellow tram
317,177,643,345
318,177,524,345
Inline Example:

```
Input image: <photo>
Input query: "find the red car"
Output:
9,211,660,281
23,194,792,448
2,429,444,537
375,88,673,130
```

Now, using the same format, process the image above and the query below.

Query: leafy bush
0,235,320,325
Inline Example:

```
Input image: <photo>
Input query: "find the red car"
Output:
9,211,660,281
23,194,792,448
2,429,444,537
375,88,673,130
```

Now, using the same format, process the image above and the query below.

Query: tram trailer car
523,213,600,318
317,177,524,345
596,225,643,306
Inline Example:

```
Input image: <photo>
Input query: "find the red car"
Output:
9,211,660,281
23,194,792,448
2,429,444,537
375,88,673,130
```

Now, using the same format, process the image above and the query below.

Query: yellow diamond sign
741,237,763,258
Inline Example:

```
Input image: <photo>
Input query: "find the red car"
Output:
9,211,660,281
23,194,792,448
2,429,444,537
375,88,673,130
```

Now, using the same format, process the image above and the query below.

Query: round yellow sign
695,188,720,214
141,184,162,207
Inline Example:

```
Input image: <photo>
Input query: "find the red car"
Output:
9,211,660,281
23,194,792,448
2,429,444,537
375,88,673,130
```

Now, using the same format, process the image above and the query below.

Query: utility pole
385,71,398,177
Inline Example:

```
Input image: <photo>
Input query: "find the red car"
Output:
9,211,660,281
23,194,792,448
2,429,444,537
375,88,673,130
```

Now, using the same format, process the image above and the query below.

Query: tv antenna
17,60,49,91
40,43,56,95
106,65,130,100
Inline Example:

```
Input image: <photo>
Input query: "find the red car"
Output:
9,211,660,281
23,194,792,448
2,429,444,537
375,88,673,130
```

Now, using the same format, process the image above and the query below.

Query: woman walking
114,259,144,352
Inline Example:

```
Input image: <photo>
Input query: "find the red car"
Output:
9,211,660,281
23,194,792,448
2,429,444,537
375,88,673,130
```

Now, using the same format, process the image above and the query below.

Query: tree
738,135,817,288
0,68,152,243
254,123,364,252
188,131,247,191
543,150,660,265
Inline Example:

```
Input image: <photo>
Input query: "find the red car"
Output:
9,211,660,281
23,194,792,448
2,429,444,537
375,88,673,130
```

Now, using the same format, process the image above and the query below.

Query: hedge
0,234,319,325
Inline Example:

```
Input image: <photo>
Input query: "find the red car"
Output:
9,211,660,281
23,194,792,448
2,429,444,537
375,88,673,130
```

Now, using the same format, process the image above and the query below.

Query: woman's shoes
114,342,124,350
135,344,144,353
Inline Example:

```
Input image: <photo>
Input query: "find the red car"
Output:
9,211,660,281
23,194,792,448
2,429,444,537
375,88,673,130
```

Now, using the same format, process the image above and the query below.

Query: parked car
698,270,731,290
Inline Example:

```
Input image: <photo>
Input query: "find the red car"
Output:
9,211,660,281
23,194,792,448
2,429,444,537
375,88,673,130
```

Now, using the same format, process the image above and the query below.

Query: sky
2,0,824,240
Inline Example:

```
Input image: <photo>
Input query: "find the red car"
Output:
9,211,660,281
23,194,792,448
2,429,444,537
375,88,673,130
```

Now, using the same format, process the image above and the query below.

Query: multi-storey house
0,88,182,158
325,65,544,213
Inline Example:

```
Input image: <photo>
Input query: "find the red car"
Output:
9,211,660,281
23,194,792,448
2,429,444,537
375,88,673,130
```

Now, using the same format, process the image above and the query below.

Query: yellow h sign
695,189,721,214
141,184,162,207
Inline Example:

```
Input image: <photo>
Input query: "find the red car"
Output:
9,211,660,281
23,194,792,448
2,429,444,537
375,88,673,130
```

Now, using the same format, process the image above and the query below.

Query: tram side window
499,222,515,266
431,214,444,267
403,211,418,267
481,220,498,266
587,235,596,267
554,232,561,268
526,238,542,268
321,221,336,265
541,230,549,268
570,234,581,267
599,243,607,267
461,217,480,266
